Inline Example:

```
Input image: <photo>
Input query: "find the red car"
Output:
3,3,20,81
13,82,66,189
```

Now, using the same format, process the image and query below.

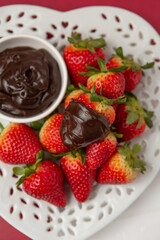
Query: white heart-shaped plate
0,5,160,240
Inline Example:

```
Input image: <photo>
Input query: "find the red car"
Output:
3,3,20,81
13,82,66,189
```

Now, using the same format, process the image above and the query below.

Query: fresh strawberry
86,132,117,169
60,151,96,202
64,32,106,87
0,123,42,164
106,47,154,92
79,58,127,99
97,143,146,184
114,93,153,142
13,151,66,207
65,88,84,109
39,113,69,154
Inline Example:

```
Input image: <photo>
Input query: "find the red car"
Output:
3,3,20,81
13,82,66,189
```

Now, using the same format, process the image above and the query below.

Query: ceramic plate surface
0,5,160,240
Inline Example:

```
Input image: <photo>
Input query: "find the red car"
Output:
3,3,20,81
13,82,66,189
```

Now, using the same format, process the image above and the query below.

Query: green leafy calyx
141,62,155,69
78,83,127,106
115,46,124,59
13,150,44,187
67,84,77,92
79,57,128,76
125,92,153,129
68,32,106,53
111,127,123,138
118,143,146,173
53,149,86,165
114,47,154,72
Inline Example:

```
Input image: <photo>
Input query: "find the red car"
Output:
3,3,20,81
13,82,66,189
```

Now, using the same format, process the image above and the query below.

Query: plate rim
0,4,159,240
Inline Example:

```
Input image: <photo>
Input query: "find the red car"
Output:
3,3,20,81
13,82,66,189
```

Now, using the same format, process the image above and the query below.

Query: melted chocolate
0,47,61,117
60,100,111,149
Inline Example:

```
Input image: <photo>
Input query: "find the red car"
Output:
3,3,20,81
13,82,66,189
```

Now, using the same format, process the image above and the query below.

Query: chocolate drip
60,100,111,149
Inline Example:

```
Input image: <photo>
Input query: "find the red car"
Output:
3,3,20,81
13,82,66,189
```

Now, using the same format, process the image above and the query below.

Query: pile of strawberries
0,32,154,207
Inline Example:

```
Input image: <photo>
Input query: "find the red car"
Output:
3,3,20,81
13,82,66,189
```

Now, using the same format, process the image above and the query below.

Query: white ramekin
0,35,68,123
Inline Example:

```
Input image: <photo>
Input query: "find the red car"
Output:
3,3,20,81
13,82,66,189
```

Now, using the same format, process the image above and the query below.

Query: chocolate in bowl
0,35,67,123
0,46,61,117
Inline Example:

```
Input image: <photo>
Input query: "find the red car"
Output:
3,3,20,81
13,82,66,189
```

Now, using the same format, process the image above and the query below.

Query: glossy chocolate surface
0,47,61,117
60,100,110,149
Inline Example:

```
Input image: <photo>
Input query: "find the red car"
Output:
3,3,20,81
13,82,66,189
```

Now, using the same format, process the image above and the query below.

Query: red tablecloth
0,1,159,240
0,0,159,34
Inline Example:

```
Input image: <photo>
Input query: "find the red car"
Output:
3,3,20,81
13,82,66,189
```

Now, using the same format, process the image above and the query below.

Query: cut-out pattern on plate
0,5,160,240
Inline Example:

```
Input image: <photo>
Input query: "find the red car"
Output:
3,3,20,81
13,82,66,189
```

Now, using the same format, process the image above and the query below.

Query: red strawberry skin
106,56,122,69
87,72,125,99
64,89,84,109
86,132,117,169
40,113,69,154
0,123,42,164
64,44,105,87
96,149,139,184
77,93,115,124
60,153,97,202
106,56,142,92
123,69,142,92
114,104,146,142
23,160,66,207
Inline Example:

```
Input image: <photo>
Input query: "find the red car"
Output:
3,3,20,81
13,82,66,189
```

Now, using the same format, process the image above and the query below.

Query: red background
0,0,159,239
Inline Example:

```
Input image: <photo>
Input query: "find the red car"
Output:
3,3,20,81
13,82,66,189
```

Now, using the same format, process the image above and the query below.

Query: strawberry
77,92,115,124
63,32,106,87
114,93,153,142
60,84,126,150
97,143,146,184
80,58,127,99
13,151,66,207
86,132,117,169
65,88,84,109
39,113,69,154
0,123,42,164
60,151,96,202
106,47,154,92
76,84,126,125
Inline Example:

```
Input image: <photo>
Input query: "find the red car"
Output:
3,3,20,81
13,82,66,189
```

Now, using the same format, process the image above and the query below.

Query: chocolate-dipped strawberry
60,99,111,149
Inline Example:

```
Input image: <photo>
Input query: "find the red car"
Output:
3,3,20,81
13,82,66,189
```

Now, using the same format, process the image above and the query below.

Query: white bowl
0,35,68,123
